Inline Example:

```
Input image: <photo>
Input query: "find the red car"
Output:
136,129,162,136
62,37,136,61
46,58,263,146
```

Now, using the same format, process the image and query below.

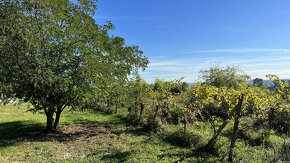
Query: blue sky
94,0,290,83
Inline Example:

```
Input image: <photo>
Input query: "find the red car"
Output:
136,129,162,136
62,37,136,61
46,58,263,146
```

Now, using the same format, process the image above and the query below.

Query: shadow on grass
0,117,223,162
101,150,131,162
222,128,264,146
123,127,152,136
69,109,131,127
156,147,222,163
0,109,140,148
0,121,44,148
72,118,126,127
157,130,206,149
0,118,127,149
0,121,117,149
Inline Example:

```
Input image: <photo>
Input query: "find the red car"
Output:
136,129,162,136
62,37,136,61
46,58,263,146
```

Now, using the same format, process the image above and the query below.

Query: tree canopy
0,0,148,132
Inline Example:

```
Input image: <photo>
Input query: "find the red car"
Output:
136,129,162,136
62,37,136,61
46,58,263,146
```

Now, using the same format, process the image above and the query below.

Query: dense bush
94,66,289,162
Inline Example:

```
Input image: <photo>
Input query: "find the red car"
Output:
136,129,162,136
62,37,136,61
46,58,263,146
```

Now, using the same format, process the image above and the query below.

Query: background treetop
199,65,250,89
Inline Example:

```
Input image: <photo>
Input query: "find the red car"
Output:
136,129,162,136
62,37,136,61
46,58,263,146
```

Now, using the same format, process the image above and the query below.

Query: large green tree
0,0,148,132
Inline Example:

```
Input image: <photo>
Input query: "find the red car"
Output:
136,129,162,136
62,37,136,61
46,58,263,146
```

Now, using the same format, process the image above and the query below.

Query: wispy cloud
140,53,290,83
93,15,112,20
93,15,164,21
189,48,290,53
149,56,167,59
93,15,126,20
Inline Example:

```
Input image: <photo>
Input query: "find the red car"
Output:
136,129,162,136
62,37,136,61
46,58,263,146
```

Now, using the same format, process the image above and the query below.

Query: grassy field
0,104,288,162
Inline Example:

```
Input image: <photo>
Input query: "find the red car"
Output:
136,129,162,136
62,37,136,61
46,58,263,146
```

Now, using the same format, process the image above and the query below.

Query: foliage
264,75,290,134
126,75,151,119
96,69,288,161
0,0,148,132
199,65,250,89
0,104,288,162
0,1,288,160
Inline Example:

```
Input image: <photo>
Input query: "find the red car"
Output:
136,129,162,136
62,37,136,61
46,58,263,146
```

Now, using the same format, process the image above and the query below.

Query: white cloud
189,48,290,53
140,53,290,83
93,15,164,21
93,15,126,20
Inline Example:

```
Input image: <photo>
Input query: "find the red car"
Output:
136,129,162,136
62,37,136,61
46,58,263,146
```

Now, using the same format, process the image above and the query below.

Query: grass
0,104,288,162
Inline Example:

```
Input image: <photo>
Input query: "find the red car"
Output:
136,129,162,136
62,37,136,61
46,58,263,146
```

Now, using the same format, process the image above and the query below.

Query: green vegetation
0,0,148,132
199,65,250,89
0,104,289,162
0,0,289,162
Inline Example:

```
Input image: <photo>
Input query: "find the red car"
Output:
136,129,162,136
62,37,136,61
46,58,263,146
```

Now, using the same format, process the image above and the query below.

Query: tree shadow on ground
0,111,224,162
156,147,222,163
101,150,131,162
72,118,126,127
157,130,206,149
123,127,152,136
158,148,224,163
126,128,223,162
0,121,44,148
0,118,126,149
222,127,264,146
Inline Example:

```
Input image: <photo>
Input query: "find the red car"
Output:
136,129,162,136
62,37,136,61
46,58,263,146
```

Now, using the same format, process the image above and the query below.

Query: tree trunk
53,106,63,130
44,109,55,133
267,108,275,139
153,105,160,120
134,102,138,116
228,94,244,162
107,98,111,110
183,113,187,133
205,119,229,149
115,102,118,114
140,102,144,118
